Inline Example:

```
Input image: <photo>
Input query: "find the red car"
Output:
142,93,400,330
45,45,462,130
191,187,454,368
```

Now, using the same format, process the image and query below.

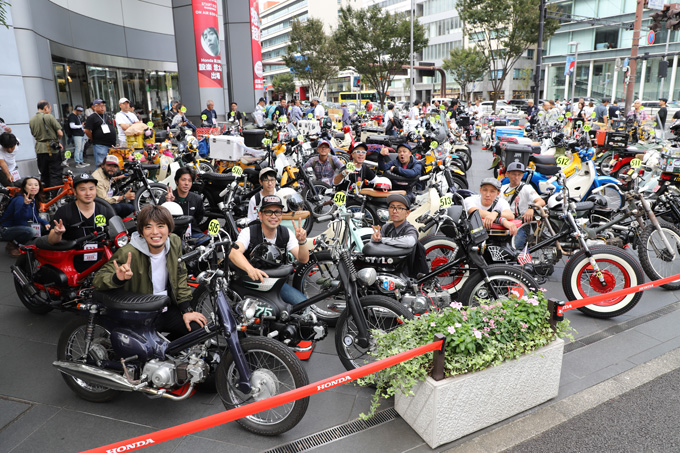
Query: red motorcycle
11,215,129,314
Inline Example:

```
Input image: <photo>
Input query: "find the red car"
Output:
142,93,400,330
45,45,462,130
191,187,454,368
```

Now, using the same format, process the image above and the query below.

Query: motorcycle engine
375,274,408,295
142,360,176,388
142,353,210,388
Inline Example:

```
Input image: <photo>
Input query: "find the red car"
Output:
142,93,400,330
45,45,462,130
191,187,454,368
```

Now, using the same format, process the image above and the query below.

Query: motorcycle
53,239,309,435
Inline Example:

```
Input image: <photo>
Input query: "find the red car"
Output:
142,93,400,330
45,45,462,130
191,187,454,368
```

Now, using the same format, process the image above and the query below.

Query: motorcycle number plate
654,185,661,192
83,243,98,261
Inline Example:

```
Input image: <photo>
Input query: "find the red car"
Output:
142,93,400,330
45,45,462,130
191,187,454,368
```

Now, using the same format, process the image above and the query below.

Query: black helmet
322,117,333,129
250,243,286,269
586,193,608,209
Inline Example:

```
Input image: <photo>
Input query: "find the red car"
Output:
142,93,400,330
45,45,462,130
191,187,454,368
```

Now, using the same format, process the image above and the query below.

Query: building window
526,49,535,58
594,28,618,50
261,0,308,26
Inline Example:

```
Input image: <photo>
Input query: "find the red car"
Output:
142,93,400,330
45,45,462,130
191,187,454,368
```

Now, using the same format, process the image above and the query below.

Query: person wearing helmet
248,167,278,222
92,155,135,217
302,139,343,185
94,205,207,339
230,195,309,305
48,173,116,270
501,162,544,247
378,143,423,200
333,142,376,191
464,178,517,235
163,167,207,243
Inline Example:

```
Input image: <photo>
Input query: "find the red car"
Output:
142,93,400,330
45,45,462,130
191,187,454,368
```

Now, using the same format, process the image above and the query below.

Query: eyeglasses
261,210,283,217
388,206,408,212
353,150,367,154
261,178,277,183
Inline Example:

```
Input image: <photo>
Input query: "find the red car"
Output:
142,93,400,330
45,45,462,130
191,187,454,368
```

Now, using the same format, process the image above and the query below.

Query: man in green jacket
93,205,207,338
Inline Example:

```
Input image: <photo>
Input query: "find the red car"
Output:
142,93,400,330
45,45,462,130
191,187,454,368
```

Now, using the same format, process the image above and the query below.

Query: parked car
480,101,519,115
507,99,530,114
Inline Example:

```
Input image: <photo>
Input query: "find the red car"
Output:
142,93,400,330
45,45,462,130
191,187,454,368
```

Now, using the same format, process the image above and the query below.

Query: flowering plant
359,290,574,418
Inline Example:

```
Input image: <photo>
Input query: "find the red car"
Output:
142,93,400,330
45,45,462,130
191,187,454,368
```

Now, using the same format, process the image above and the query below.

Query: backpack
246,222,290,257
392,116,404,130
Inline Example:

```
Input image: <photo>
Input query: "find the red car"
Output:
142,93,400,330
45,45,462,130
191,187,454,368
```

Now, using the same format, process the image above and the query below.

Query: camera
49,141,60,151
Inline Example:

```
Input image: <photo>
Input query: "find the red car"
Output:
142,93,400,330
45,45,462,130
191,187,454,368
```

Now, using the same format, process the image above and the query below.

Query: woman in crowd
0,177,50,256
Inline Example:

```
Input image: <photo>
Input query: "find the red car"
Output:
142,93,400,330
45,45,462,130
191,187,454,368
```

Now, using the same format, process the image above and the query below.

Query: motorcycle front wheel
458,264,540,307
57,317,119,402
637,222,680,290
563,246,644,318
335,295,413,371
293,250,344,326
134,183,168,211
216,337,309,436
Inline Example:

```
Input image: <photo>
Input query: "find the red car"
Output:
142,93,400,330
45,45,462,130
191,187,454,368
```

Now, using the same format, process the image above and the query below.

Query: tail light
661,173,672,180
115,232,129,248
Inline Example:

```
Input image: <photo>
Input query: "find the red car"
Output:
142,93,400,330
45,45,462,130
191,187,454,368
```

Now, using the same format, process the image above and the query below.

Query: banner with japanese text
192,0,223,88
249,0,264,91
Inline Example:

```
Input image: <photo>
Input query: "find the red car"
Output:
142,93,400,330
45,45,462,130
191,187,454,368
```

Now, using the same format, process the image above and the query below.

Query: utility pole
410,0,415,103
624,0,645,114
533,0,546,107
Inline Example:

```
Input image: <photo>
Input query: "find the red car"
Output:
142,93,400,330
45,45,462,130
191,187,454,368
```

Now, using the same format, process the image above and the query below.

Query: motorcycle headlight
377,208,390,222
357,268,377,287
241,298,258,321
115,232,129,248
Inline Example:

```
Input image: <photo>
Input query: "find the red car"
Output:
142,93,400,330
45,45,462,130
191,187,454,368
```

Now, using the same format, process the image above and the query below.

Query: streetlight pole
568,41,580,103
410,0,415,103
533,0,546,106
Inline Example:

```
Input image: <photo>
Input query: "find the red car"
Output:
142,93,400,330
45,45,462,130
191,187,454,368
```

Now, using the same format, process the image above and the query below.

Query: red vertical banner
192,0,223,88
250,0,264,91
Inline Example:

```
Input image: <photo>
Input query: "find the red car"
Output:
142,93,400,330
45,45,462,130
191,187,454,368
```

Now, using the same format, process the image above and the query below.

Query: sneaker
76,163,90,168
61,160,70,167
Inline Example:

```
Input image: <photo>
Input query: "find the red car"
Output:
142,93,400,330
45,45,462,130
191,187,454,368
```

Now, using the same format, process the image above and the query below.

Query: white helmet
373,176,392,192
161,201,184,217
276,188,305,213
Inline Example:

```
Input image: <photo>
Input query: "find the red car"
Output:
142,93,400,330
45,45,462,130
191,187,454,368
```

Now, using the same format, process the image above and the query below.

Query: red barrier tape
83,339,445,453
558,272,680,315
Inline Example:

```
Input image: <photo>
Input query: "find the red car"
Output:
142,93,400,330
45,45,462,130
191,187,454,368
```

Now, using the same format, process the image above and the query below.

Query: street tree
334,5,427,108
1,1,11,28
441,47,489,102
272,73,296,100
283,18,338,99
457,0,559,111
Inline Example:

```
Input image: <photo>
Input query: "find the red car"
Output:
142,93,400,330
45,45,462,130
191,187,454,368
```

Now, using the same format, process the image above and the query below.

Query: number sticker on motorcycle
297,134,304,142
181,106,187,113
565,112,571,118
231,166,243,176
630,158,642,168
64,151,72,158
94,214,107,227
583,125,592,132
430,141,439,149
135,152,143,160
261,138,272,146
208,219,220,236
334,192,346,206
201,114,207,120
440,196,453,208
558,116,564,121
346,163,356,172
147,121,154,128
556,156,570,167
591,112,597,118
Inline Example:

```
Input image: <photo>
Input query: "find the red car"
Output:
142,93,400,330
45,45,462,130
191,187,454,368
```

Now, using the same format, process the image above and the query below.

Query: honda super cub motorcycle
53,239,309,436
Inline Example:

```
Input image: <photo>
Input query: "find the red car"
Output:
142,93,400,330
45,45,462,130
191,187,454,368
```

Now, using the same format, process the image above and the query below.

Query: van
430,97,453,106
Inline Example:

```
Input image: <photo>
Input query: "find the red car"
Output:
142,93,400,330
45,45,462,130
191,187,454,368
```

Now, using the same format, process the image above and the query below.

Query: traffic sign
648,0,664,10
648,30,656,45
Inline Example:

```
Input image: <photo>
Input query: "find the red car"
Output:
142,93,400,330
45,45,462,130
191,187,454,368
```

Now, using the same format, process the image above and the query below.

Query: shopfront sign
249,0,264,91
192,0,223,88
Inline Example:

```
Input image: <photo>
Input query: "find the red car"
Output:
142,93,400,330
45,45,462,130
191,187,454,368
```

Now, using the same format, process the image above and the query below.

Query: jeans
514,224,528,251
93,144,110,167
73,135,85,164
281,283,306,306
0,226,36,244
112,202,135,218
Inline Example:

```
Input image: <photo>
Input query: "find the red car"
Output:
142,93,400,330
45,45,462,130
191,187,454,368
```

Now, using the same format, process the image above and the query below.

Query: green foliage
272,73,296,99
282,18,338,99
0,1,11,29
457,0,560,110
441,47,489,101
334,5,427,108
359,291,574,418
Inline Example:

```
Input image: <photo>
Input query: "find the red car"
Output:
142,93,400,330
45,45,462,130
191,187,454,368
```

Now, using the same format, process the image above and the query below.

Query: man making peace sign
229,195,309,306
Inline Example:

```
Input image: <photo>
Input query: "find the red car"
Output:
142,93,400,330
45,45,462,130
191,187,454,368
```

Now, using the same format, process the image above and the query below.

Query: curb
443,346,680,452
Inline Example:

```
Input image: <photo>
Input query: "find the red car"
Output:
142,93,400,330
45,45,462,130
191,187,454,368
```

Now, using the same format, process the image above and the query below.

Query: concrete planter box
395,338,564,448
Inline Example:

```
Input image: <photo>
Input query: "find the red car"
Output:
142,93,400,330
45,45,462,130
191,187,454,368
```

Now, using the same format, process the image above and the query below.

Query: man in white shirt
409,100,421,121
464,177,517,235
115,98,139,146
313,97,325,122
501,162,544,246
252,97,266,128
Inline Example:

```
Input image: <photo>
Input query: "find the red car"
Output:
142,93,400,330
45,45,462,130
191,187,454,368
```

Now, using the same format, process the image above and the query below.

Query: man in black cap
252,97,267,127
247,167,278,222
501,162,544,247
84,99,117,167
371,194,418,248
464,177,517,234
230,194,309,305
378,143,423,200
658,98,668,130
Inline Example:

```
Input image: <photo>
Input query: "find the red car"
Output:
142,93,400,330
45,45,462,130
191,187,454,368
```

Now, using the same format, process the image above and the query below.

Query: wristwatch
182,307,194,315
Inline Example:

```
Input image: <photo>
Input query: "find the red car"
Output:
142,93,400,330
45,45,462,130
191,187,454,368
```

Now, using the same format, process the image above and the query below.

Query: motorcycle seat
488,219,523,234
141,164,160,171
529,155,557,166
230,262,295,279
93,289,169,312
359,188,407,198
574,201,595,211
173,215,193,227
34,235,80,251
200,172,237,181
333,131,345,140
281,210,310,220
362,242,411,258
533,163,561,176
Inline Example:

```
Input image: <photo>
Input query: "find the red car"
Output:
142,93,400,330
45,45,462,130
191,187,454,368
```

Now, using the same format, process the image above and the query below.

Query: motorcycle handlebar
419,218,437,233
75,232,99,245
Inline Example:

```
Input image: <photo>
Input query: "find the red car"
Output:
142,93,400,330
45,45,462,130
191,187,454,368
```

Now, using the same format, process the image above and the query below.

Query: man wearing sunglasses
333,142,376,192
230,195,309,305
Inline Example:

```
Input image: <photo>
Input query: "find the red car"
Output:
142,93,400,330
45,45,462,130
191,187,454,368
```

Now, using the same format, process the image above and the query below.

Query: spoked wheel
335,295,413,371
198,160,215,174
459,264,540,307
346,201,378,227
134,183,168,211
56,317,119,402
302,181,335,217
293,251,344,326
600,185,624,211
422,235,468,294
216,337,309,435
563,246,644,318
638,222,680,290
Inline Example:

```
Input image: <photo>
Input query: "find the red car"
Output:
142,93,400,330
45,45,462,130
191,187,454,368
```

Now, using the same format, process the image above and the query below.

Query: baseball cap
312,96,320,102
317,139,331,149
480,177,501,190
93,99,106,105
259,167,276,180
258,97,266,103
72,173,98,188
104,155,119,165
259,195,284,211
660,97,668,103
506,162,525,173
387,193,411,210
397,143,412,152
75,105,84,112
118,98,130,104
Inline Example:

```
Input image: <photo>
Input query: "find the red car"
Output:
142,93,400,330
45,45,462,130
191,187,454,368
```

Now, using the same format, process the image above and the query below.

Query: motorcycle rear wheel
133,183,168,212
216,337,309,436
458,264,540,307
57,317,119,402
293,250,343,326
637,222,680,290
335,295,413,371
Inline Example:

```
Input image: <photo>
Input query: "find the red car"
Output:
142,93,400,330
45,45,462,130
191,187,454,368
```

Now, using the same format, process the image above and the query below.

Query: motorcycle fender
593,176,621,186
468,249,487,268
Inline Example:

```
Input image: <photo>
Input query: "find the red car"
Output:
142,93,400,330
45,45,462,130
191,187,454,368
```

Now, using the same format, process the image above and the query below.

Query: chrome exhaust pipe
10,265,37,297
53,361,136,392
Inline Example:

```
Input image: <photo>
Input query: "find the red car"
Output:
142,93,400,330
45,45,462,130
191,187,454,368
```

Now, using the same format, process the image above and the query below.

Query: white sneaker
76,163,90,168
61,160,70,167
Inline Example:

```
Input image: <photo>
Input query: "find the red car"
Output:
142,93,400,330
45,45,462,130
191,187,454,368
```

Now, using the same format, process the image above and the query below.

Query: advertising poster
250,0,264,91
192,0,223,88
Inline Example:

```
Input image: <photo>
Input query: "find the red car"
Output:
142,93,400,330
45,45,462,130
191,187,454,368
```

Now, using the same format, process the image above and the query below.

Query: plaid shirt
303,155,343,185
